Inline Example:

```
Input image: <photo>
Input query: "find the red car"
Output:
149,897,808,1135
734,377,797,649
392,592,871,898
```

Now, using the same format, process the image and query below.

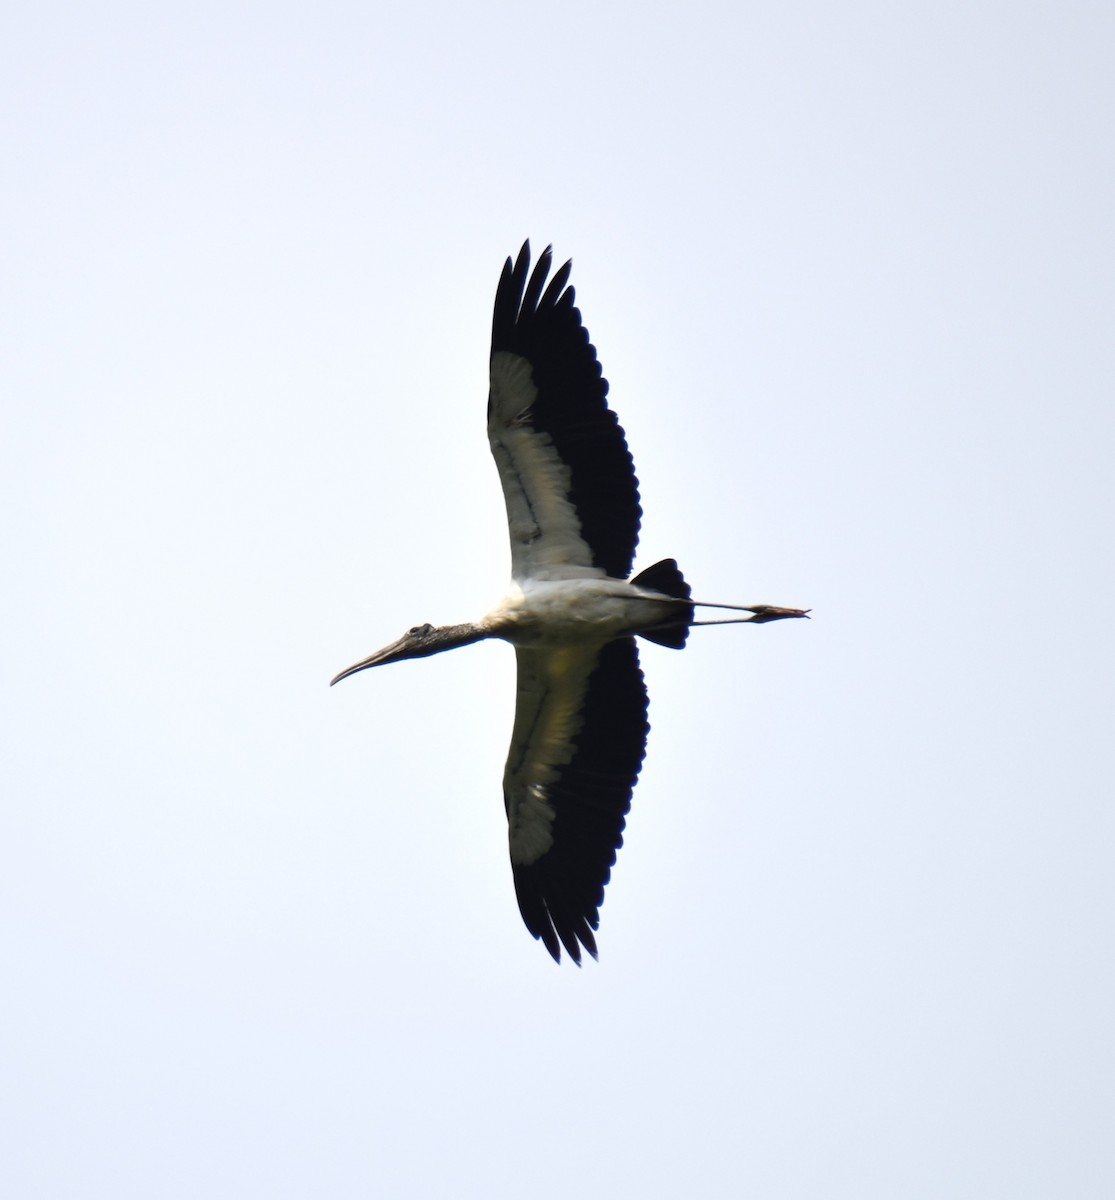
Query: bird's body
492,577,685,648
332,242,807,963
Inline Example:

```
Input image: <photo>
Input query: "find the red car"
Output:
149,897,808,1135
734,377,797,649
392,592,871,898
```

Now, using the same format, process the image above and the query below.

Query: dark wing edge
508,638,650,964
489,241,642,580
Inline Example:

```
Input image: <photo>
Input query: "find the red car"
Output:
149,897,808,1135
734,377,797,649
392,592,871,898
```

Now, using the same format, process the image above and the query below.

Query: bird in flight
332,242,807,964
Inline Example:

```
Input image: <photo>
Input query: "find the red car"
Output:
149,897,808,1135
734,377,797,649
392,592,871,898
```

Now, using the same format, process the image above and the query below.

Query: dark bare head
330,622,488,686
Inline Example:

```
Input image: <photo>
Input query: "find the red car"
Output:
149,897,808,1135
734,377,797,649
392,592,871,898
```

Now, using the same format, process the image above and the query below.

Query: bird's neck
428,623,491,653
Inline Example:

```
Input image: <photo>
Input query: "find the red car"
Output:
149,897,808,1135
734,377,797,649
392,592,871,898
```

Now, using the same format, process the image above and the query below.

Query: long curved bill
330,637,413,686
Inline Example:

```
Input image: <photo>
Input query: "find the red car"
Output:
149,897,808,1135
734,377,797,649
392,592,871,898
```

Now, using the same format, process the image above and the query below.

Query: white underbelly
492,579,675,647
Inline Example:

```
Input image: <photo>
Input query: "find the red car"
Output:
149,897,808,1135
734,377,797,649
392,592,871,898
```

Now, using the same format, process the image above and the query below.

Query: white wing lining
488,351,603,582
503,644,601,865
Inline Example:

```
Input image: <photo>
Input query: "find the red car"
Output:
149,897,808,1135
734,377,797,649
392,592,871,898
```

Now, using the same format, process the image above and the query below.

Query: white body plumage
489,578,682,648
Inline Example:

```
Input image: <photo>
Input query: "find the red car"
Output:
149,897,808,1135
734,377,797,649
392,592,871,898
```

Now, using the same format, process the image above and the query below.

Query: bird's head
330,623,442,685
330,622,487,686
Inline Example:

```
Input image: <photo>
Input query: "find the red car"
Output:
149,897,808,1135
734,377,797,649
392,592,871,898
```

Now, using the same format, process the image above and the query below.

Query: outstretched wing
503,637,650,963
488,241,642,582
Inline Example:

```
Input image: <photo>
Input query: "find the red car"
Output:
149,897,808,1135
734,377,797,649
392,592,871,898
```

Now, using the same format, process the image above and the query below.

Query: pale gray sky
3,2,1113,1196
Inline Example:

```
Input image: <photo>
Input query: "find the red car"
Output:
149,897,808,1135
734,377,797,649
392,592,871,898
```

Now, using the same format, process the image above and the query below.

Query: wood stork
332,241,807,964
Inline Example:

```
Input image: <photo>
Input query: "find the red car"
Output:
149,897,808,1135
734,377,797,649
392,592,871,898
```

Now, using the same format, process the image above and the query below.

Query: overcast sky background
3,3,1113,1196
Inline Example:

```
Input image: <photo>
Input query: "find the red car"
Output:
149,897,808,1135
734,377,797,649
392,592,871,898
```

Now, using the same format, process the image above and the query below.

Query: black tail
630,558,694,649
